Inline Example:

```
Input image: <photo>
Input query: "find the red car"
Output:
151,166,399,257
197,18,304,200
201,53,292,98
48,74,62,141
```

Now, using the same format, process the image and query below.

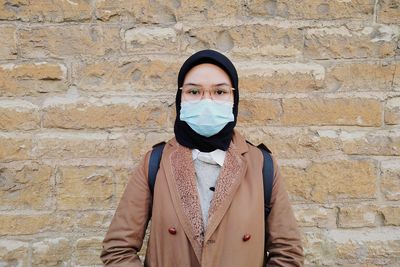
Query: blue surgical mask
180,99,234,137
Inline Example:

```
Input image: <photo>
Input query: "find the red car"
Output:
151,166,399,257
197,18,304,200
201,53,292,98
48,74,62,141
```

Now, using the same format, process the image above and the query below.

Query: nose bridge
202,87,213,99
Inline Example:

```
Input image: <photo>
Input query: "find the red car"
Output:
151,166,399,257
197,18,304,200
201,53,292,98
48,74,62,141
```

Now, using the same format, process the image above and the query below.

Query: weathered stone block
239,62,325,93
75,237,103,265
0,240,29,267
182,24,303,58
282,98,382,126
238,127,340,159
247,0,375,20
43,98,170,129
0,214,73,235
0,62,67,96
385,97,400,125
19,25,121,58
338,205,378,228
0,133,32,162
95,0,176,23
0,163,52,210
74,57,180,93
0,100,40,130
294,206,337,228
380,160,400,201
238,99,281,126
380,206,400,226
341,130,399,156
0,0,91,22
32,238,71,266
283,160,376,203
326,61,397,91
125,26,178,54
34,132,129,160
76,211,113,230
0,26,17,59
56,166,114,210
377,0,400,24
304,25,397,59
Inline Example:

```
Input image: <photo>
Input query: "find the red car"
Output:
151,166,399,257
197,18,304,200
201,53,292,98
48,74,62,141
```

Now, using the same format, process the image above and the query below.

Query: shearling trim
208,143,242,222
170,145,204,245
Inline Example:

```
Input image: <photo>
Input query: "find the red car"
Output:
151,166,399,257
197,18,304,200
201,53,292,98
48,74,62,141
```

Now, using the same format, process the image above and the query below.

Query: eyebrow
183,82,231,86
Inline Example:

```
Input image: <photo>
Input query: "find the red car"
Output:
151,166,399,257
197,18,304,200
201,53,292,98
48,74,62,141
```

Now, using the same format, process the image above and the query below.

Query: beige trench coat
101,130,304,266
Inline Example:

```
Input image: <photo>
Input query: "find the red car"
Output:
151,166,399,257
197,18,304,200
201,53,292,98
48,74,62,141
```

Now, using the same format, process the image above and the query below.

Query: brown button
168,227,177,235
242,234,251,242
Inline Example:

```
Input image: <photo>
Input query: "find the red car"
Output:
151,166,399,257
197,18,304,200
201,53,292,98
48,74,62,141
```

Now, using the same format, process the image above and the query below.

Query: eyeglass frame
179,83,235,101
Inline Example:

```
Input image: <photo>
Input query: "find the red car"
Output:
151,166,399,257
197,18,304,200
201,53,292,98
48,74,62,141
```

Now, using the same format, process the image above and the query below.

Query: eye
188,87,201,95
214,86,229,95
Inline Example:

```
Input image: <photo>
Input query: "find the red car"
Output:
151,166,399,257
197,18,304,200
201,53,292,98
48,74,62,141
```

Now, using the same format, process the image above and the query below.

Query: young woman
101,49,304,266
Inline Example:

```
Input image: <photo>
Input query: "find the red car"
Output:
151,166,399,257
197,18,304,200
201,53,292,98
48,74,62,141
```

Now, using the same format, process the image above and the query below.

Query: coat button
168,227,177,235
242,234,251,242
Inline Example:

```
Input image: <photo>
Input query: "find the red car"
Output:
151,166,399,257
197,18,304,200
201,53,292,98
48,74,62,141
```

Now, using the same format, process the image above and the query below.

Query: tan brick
330,230,400,265
282,98,382,126
238,99,281,126
239,62,325,93
32,238,71,266
377,0,400,24
0,100,40,130
0,133,32,162
75,237,103,265
283,160,376,203
95,0,176,23
0,240,29,267
302,231,335,265
0,0,91,22
0,214,73,235
183,24,303,58
385,97,400,125
56,166,114,210
326,62,396,91
76,211,113,230
338,205,378,228
176,0,242,21
0,26,17,59
34,132,129,160
380,206,400,226
19,25,121,58
247,0,375,20
43,98,170,129
394,62,400,89
294,206,337,228
381,160,400,201
304,25,397,59
0,62,67,96
125,26,178,54
126,131,174,162
238,127,340,159
0,163,52,210
341,130,400,156
74,58,180,93
96,0,242,22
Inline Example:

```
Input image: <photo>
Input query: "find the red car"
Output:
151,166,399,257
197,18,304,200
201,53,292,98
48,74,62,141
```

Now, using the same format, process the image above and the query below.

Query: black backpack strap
257,143,274,218
148,142,166,195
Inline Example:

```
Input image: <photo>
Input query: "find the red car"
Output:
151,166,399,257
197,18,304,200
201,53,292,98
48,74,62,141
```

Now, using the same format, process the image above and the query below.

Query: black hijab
174,49,239,152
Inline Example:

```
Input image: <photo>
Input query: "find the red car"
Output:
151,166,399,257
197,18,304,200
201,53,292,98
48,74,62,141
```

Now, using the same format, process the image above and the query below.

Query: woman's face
181,63,233,103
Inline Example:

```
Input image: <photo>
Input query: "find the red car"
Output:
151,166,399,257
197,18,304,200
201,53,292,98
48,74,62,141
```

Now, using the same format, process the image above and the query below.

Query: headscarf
174,49,239,152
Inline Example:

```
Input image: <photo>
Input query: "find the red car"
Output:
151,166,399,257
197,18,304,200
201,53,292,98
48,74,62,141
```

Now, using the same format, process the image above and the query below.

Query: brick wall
0,0,399,266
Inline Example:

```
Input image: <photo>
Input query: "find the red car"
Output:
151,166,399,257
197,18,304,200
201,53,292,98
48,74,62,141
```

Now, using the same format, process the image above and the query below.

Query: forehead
183,63,231,85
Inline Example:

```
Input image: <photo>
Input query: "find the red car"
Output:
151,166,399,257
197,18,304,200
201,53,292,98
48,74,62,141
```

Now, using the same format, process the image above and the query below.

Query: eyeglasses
179,84,235,101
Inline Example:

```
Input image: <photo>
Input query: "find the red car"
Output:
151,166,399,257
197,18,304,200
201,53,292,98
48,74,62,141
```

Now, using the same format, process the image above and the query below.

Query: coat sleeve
100,151,152,266
265,155,304,267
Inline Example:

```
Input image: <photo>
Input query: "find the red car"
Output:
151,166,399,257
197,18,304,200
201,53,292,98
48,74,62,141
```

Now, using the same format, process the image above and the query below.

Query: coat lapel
165,142,204,262
204,141,247,242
